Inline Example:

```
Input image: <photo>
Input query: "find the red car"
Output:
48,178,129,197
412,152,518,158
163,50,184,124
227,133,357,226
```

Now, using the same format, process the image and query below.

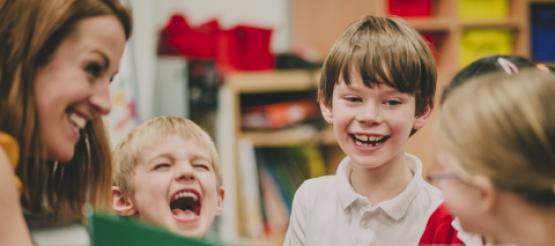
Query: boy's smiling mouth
170,189,202,222
350,133,390,147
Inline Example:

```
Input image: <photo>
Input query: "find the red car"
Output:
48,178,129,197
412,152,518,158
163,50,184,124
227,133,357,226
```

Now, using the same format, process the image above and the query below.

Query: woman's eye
85,63,102,79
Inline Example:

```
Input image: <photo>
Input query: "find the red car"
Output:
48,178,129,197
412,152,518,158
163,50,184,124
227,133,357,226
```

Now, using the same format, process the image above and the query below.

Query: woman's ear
112,186,137,216
319,93,333,124
471,175,497,214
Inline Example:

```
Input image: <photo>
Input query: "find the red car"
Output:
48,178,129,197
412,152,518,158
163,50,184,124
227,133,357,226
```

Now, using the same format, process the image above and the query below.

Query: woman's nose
90,80,112,116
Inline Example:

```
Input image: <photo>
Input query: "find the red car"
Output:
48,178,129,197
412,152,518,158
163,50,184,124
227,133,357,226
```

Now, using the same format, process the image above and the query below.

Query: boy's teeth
69,113,86,129
175,191,199,201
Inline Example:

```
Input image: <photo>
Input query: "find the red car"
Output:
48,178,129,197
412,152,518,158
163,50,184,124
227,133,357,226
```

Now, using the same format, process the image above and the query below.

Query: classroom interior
104,0,555,245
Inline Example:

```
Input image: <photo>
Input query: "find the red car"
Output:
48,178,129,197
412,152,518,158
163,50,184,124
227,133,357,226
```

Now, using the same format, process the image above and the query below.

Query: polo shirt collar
336,153,424,221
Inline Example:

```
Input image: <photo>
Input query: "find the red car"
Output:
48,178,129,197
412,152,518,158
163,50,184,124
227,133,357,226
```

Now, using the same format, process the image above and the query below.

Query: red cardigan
419,203,464,245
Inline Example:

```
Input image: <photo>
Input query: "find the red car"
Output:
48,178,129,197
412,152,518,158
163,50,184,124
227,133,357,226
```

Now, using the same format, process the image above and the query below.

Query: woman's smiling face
34,15,126,162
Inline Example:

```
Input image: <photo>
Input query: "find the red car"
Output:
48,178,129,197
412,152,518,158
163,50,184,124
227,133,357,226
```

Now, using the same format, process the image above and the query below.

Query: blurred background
104,0,555,245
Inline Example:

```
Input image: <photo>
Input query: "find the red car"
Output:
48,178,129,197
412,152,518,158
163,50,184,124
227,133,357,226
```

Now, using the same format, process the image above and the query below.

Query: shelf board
406,18,453,32
530,0,555,3
460,19,522,30
240,125,336,147
225,70,319,93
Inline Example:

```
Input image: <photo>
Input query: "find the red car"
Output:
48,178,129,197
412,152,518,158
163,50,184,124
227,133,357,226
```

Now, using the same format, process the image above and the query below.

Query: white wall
129,0,290,120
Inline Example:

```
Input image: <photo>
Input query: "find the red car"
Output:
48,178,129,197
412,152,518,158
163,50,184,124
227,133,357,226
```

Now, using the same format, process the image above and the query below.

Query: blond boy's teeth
174,191,199,202
69,113,86,129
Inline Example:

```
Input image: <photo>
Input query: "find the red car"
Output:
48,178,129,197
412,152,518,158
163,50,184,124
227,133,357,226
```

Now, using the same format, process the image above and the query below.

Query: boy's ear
112,186,137,216
413,103,433,130
318,94,333,124
215,186,225,215
471,175,497,214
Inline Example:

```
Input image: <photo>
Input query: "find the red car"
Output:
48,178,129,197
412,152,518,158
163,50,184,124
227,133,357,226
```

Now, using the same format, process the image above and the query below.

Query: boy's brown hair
112,116,223,195
319,15,436,116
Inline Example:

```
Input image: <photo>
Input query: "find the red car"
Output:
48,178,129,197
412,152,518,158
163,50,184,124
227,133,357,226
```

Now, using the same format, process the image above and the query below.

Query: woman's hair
439,69,555,206
0,0,132,225
441,55,536,103
112,116,223,195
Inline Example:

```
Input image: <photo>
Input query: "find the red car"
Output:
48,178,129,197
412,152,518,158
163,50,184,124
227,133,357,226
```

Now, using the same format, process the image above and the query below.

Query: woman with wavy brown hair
0,0,132,244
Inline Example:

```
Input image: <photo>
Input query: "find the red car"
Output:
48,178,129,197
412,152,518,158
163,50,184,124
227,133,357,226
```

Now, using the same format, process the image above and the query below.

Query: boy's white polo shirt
284,153,443,246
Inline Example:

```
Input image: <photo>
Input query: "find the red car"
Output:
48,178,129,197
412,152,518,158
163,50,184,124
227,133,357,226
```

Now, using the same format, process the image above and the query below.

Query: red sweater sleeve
419,203,464,245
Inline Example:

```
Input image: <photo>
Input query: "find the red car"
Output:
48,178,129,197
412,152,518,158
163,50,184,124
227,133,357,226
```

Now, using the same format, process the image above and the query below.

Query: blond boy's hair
319,15,436,116
439,70,555,205
113,116,223,194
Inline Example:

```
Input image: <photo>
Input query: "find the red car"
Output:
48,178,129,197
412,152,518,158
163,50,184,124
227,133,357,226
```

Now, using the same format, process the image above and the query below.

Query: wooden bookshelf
216,70,342,244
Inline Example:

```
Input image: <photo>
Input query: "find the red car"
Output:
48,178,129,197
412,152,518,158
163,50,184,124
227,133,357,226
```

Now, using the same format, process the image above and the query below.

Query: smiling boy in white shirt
284,15,442,245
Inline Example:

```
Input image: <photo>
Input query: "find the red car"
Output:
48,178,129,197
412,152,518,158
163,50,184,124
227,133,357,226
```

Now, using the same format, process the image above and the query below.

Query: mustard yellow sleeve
0,132,22,195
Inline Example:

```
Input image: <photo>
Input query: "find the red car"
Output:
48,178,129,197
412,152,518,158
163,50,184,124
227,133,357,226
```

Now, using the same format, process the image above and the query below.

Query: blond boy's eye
153,163,171,171
192,163,210,171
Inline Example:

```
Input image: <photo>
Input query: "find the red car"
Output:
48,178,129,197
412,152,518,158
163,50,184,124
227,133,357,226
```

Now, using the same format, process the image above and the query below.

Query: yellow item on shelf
459,0,509,21
0,132,22,195
460,29,513,66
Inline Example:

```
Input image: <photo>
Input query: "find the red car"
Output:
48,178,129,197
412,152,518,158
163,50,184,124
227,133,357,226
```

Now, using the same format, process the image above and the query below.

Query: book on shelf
237,138,264,238
241,99,318,130
253,146,329,236
259,165,290,235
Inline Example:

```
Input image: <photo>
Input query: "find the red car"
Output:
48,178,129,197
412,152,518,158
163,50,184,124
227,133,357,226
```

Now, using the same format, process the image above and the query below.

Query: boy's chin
173,226,207,238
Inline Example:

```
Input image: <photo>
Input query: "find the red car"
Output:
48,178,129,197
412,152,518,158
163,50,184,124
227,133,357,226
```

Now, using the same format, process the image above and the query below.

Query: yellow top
0,132,22,195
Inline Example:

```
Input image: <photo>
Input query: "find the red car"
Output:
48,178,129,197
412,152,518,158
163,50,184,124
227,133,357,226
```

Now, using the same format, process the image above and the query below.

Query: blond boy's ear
215,186,225,215
112,186,137,216
318,93,333,124
413,103,433,130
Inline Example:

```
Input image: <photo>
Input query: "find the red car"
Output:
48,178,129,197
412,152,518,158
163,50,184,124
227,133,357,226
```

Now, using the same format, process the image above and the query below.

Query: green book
88,212,225,246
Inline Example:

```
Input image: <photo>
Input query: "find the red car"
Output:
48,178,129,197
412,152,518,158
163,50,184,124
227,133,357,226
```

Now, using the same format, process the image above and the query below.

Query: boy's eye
192,163,211,171
384,99,402,106
85,63,103,79
343,96,362,103
153,163,171,171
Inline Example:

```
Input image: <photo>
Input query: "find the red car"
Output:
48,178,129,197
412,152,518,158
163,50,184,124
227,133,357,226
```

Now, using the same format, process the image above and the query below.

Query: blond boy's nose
175,163,196,181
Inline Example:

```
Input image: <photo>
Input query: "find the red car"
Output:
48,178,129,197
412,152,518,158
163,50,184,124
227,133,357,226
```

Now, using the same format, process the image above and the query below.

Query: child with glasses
436,70,555,245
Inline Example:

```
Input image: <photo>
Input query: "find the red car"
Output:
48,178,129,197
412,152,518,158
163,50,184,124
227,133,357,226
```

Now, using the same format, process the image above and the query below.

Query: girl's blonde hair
438,69,555,205
113,116,223,195
0,0,132,224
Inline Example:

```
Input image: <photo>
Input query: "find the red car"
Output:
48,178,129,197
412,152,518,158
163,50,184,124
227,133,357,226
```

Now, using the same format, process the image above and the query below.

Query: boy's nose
357,102,383,124
175,163,196,181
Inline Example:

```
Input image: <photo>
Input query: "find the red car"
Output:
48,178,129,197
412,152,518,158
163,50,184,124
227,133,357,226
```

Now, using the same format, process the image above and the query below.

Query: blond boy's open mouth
169,188,202,222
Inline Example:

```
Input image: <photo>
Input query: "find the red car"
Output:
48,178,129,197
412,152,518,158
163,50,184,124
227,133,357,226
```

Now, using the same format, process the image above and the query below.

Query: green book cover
88,212,225,246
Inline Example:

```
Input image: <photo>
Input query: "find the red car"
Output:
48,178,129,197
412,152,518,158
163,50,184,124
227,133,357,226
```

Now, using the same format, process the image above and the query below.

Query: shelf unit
216,70,342,245
217,0,555,244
